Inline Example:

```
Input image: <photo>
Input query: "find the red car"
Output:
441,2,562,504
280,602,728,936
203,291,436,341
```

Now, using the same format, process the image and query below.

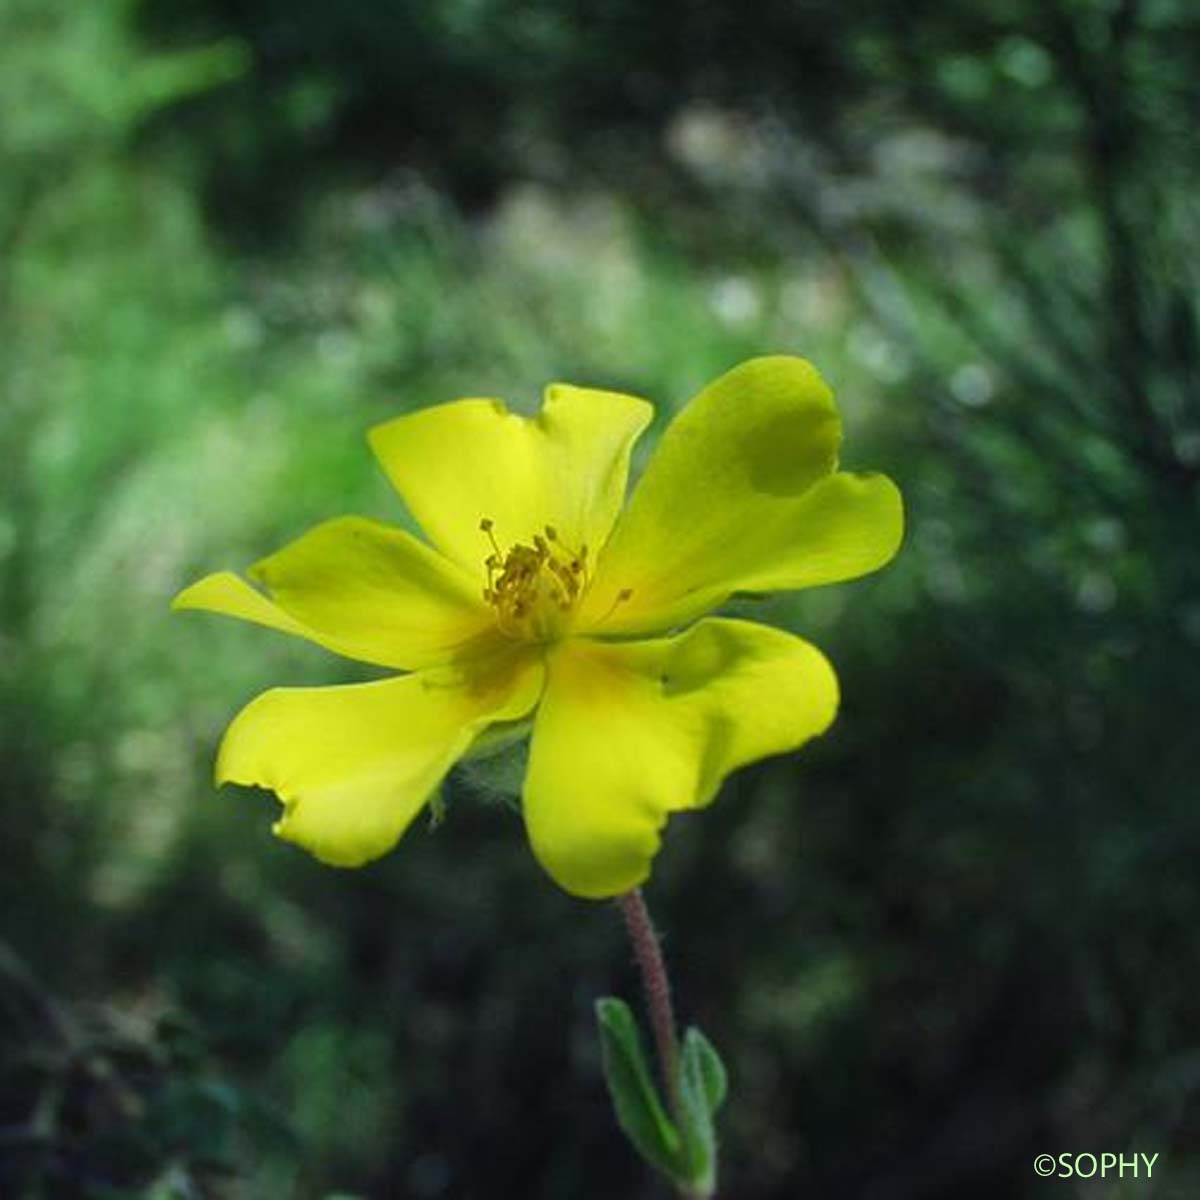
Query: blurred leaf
121,39,251,125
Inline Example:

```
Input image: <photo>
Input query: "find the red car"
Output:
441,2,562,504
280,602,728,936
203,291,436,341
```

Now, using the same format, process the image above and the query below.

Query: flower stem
616,888,682,1119
615,889,713,1200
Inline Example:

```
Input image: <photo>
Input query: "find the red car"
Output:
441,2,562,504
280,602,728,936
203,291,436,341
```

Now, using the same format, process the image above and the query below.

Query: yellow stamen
593,587,634,626
479,517,590,641
480,518,502,560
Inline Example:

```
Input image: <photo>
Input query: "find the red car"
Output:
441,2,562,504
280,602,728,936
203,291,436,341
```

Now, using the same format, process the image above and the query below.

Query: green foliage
2,0,1199,1196
0,942,268,1199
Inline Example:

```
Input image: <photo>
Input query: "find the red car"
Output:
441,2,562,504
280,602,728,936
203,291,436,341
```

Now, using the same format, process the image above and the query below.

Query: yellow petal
217,646,545,867
173,571,312,637
523,619,838,898
578,357,903,635
368,384,652,572
173,517,496,670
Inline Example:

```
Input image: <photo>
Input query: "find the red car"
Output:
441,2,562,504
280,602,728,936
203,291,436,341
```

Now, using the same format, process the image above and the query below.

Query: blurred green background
3,0,1199,1196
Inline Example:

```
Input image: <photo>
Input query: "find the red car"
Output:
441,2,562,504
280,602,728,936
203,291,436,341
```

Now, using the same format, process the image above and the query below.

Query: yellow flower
173,357,902,899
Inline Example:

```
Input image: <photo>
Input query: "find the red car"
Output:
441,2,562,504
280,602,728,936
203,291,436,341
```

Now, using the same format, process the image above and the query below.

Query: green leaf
594,997,682,1181
684,1026,728,1114
676,1027,729,1197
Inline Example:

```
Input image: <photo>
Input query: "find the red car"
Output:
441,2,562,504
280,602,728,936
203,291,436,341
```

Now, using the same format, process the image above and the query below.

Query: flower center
479,519,589,642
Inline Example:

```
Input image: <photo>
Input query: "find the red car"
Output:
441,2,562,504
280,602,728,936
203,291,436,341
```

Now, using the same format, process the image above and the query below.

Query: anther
593,586,635,626
479,517,502,558
479,519,593,640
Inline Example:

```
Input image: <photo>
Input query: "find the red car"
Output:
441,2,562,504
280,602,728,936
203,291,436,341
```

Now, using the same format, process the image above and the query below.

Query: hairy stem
616,888,682,1117
615,890,713,1200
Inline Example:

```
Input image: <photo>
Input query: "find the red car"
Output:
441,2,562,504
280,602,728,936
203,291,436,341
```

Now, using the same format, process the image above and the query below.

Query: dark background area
2,0,1199,1196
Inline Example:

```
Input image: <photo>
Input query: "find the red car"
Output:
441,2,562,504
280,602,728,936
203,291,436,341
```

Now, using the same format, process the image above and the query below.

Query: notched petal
368,386,652,572
216,647,545,868
581,357,901,636
522,618,839,899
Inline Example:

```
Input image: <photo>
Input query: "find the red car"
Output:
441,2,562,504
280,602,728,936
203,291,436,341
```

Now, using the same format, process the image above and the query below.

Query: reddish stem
616,888,682,1118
